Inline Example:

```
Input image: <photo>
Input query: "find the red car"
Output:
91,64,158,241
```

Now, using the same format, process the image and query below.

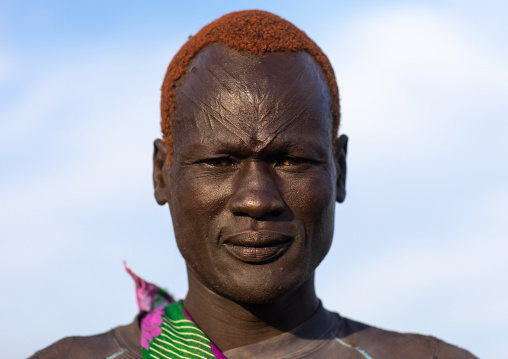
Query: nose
229,161,285,219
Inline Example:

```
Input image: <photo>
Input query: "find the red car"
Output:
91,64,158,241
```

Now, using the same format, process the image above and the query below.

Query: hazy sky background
1,1,506,358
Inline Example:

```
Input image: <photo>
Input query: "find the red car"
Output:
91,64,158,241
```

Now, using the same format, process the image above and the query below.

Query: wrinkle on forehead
174,45,332,152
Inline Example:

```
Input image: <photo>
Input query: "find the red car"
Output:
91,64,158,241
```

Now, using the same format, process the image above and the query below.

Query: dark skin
153,44,348,352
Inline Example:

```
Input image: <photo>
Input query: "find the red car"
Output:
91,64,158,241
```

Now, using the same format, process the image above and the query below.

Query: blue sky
1,1,507,358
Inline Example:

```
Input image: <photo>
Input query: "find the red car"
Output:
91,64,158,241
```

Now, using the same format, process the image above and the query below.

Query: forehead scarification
173,45,332,153
160,10,340,161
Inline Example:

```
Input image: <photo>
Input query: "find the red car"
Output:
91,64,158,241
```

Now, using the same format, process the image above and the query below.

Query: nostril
229,189,285,219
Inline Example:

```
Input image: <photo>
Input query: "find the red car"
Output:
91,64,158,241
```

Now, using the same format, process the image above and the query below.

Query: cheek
171,169,229,218
281,170,335,218
168,167,233,255
280,171,335,263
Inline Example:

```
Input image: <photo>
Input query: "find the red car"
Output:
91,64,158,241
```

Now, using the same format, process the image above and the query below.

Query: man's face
157,45,345,304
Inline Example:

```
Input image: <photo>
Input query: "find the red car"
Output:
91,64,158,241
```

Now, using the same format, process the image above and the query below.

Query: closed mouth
222,231,292,263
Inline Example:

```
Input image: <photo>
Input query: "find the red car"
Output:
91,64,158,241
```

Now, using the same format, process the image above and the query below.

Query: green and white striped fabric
143,301,216,359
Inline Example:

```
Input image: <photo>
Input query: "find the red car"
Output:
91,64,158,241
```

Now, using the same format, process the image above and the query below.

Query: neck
183,268,320,352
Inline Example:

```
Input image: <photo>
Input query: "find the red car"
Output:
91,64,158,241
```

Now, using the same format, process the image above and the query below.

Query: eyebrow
180,134,330,162
261,137,330,158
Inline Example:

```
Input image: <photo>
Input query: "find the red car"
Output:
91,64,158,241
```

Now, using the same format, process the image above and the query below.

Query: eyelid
276,156,316,166
197,156,237,167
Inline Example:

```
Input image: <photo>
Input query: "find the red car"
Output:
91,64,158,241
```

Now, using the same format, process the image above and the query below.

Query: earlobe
153,139,170,205
334,135,348,203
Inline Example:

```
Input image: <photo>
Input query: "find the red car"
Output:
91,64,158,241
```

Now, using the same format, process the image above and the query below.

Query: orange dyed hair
161,10,340,158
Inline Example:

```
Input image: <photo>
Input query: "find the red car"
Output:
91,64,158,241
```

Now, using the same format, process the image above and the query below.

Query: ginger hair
161,10,340,159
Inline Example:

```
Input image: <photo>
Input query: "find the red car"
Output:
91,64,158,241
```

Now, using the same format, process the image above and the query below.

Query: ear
153,139,170,205
334,135,348,203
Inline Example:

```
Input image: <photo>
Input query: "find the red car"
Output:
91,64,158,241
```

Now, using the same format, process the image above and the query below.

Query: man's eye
203,158,235,167
277,158,307,166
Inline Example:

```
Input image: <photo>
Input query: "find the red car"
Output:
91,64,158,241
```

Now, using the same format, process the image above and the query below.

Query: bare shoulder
29,331,118,359
28,317,141,359
337,316,478,359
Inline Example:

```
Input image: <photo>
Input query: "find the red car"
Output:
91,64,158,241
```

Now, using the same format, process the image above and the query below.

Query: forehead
172,44,333,154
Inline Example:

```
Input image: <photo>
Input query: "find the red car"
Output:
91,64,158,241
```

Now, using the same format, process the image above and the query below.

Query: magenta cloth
126,262,227,358
124,261,174,311
140,306,164,350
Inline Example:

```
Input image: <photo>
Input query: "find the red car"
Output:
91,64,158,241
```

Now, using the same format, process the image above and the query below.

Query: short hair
160,10,340,159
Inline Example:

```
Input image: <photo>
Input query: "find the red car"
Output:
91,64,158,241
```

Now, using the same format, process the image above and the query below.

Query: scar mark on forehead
252,60,328,147
176,50,331,152
178,88,253,146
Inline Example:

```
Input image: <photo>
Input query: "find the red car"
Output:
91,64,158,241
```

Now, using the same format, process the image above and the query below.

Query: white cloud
324,7,508,165
0,48,167,275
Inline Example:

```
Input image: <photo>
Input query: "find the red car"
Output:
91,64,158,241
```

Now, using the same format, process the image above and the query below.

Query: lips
222,231,292,263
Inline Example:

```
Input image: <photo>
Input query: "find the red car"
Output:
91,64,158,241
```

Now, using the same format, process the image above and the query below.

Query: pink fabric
211,342,228,359
140,306,165,350
124,261,173,311
126,262,226,358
